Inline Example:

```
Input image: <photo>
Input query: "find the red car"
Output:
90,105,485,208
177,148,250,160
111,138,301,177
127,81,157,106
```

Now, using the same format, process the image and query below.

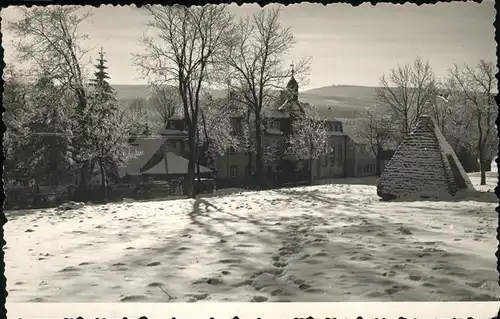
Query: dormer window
328,122,341,132
270,120,280,130
166,121,175,129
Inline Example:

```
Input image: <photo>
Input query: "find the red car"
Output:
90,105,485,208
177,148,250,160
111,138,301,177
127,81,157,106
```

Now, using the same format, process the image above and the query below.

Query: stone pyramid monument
377,115,474,200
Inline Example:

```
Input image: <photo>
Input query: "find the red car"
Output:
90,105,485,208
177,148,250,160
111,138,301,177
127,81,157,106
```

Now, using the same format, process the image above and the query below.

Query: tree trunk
480,160,487,186
375,157,382,176
196,131,202,185
309,158,314,186
226,151,231,183
76,160,90,202
196,150,201,195
255,113,263,189
185,131,198,199
247,152,253,176
33,176,41,208
99,159,108,201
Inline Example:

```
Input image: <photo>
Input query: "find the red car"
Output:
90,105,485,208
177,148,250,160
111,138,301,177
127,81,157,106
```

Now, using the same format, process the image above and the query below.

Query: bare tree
148,84,180,126
7,6,94,199
377,57,436,141
431,79,476,164
133,4,234,198
286,105,330,185
354,107,395,176
125,97,153,137
225,6,311,188
428,80,454,135
193,93,243,186
448,60,497,185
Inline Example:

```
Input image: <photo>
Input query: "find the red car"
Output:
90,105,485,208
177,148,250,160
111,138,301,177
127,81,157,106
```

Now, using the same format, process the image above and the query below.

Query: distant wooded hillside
113,84,381,120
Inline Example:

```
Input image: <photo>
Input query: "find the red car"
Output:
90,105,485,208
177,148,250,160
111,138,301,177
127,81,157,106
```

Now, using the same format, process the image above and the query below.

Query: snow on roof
118,138,165,178
265,128,284,136
341,120,365,144
159,128,187,136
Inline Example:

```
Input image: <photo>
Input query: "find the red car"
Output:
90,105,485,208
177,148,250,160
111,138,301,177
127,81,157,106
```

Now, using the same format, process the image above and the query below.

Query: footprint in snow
59,266,80,272
146,261,161,267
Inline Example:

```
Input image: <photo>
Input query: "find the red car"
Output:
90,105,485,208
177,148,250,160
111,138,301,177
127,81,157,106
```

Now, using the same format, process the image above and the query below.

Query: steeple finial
290,63,295,77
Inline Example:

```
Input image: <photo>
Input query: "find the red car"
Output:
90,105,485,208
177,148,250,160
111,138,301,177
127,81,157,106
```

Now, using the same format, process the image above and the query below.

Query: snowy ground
4,171,499,302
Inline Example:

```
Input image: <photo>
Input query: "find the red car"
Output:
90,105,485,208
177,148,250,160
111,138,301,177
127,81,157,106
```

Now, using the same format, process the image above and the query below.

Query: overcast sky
1,1,496,91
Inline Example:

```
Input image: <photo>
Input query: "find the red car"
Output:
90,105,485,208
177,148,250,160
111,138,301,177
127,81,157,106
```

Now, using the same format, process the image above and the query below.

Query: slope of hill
112,84,380,120
113,84,228,102
113,84,152,101
300,85,380,119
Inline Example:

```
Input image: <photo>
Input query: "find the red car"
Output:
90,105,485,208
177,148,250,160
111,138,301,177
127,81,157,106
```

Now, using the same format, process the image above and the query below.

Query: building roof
340,120,365,144
159,128,188,137
119,137,212,178
286,75,299,91
142,152,212,175
118,137,165,177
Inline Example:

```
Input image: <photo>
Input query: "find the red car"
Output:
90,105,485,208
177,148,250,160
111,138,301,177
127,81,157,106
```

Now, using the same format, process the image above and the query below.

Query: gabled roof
119,137,212,178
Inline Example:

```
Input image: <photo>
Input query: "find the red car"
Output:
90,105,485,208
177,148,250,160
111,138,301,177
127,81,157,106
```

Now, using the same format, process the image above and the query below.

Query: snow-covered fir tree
85,48,139,200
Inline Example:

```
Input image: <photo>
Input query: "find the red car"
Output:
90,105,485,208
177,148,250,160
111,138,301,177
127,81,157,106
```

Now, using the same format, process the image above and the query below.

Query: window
166,121,176,129
171,140,177,149
180,140,185,152
357,164,362,174
230,165,238,178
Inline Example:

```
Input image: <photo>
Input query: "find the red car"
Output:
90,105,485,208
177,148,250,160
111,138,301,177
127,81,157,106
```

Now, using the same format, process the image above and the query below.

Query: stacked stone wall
377,116,473,200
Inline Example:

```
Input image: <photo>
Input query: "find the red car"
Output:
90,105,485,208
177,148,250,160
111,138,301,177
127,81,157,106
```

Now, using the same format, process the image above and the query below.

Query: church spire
286,63,299,102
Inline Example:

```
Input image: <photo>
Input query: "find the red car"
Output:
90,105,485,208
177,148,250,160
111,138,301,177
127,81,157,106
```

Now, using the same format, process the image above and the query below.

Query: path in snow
4,173,498,302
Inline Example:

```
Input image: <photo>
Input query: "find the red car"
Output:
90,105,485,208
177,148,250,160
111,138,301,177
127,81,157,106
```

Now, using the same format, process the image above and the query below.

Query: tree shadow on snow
187,197,282,244
273,187,368,208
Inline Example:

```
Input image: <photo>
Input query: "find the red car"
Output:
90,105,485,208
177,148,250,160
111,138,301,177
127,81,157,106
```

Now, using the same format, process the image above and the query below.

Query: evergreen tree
86,48,140,200
92,47,113,93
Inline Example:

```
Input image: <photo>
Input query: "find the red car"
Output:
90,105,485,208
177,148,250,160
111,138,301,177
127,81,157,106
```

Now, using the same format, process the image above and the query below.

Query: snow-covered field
4,171,499,302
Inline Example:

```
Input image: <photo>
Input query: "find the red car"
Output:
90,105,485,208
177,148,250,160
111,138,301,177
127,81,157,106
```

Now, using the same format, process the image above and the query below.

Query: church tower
286,64,299,102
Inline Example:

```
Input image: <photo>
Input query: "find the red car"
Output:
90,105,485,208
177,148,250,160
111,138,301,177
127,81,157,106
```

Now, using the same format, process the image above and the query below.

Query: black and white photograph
1,0,498,304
